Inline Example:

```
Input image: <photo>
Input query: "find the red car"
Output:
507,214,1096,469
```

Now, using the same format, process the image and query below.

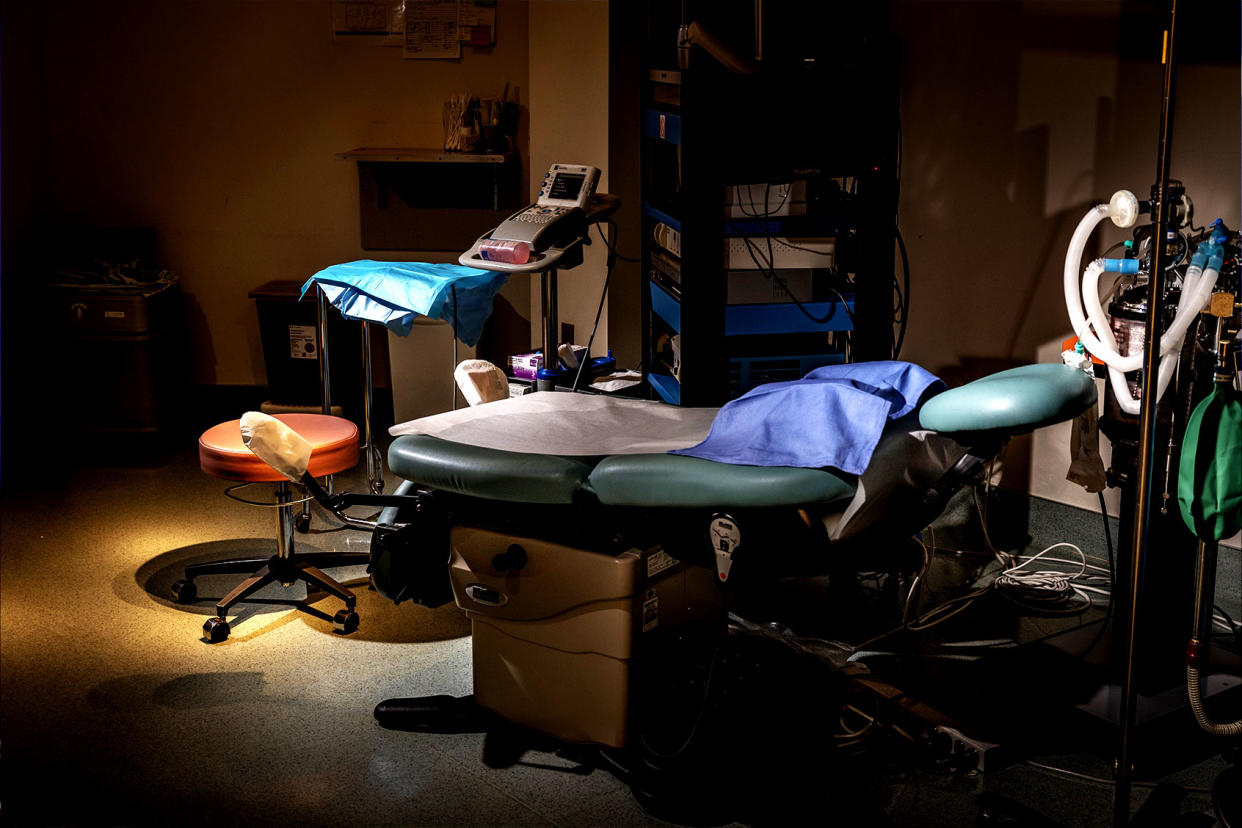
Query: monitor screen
548,173,585,201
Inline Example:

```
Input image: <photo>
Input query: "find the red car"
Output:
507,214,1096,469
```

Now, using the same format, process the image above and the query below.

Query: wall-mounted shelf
336,148,513,164
339,147,522,252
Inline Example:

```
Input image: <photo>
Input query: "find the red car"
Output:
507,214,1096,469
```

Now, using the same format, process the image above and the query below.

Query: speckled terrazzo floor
0,436,1236,827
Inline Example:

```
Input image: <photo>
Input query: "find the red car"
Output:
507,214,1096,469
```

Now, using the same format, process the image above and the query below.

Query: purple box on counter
509,352,543,380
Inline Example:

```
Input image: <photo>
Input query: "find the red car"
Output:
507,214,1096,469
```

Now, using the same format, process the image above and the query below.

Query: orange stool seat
199,413,359,482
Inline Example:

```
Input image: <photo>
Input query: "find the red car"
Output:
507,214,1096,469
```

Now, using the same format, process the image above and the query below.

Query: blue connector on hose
1190,239,1215,271
1190,238,1224,272
1206,244,1224,272
1103,258,1139,274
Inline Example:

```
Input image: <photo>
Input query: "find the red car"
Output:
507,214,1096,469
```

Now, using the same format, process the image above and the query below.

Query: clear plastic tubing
478,238,531,265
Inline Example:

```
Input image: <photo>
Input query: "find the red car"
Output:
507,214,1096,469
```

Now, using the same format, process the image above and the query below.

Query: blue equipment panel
648,372,682,405
649,280,681,334
643,204,682,234
728,351,846,399
724,296,854,336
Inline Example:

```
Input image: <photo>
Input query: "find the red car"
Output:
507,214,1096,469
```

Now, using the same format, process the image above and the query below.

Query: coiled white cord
993,542,1100,613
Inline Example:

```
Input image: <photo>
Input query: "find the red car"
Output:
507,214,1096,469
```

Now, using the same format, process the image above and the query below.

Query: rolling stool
173,413,366,642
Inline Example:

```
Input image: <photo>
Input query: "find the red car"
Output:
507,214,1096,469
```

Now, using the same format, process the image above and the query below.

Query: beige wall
891,2,1239,510
892,2,1240,376
527,0,610,355
12,1,1238,427
37,0,530,392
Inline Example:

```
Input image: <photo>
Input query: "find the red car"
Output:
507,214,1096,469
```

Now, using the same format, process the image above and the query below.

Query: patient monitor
488,163,600,251
461,163,616,389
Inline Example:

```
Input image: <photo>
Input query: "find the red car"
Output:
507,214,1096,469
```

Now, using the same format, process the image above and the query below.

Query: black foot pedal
373,694,486,733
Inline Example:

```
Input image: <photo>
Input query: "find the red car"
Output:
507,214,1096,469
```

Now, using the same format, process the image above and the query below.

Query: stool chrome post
275,481,296,564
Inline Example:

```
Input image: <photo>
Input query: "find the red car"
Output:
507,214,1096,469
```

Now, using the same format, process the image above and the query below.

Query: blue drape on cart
302,260,507,346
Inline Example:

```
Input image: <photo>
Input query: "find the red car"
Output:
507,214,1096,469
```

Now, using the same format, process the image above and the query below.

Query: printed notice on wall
332,1,404,46
404,0,461,59
457,0,496,47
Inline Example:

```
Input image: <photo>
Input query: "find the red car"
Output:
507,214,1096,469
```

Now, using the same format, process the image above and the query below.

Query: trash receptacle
249,280,372,419
48,268,184,434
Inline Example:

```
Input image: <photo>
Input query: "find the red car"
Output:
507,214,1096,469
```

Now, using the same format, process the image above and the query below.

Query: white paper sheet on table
390,392,720,456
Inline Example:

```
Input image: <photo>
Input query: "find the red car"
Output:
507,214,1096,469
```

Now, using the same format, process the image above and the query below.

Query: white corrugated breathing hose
1063,191,1218,415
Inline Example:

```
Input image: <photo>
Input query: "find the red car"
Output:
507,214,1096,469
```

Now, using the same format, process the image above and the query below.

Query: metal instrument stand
315,285,385,495
459,194,621,391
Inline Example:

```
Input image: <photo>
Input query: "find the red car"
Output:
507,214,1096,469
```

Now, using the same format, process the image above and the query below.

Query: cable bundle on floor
992,542,1107,614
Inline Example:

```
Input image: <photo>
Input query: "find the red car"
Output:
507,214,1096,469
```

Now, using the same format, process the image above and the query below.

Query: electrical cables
892,226,910,358
992,543,1105,614
725,179,856,332
892,108,910,360
1023,760,1214,795
726,217,854,329
570,220,637,392
849,476,1113,658
850,541,1108,657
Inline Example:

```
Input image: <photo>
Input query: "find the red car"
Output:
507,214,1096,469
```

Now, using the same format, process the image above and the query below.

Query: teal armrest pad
388,435,596,504
918,364,1097,438
586,454,855,509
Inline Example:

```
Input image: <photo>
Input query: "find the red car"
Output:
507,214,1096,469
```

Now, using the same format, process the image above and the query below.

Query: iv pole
1113,1,1178,823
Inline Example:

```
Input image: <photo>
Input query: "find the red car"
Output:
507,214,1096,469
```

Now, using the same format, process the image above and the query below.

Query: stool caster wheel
203,617,230,643
295,512,311,534
333,608,360,634
171,578,198,604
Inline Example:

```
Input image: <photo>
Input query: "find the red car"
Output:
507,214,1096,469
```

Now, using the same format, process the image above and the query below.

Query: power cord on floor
992,543,1104,615
1024,760,1214,795
570,220,633,392
850,533,1109,656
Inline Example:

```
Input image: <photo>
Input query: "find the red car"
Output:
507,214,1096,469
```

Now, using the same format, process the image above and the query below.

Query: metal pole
1114,3,1178,823
1191,540,1219,646
541,268,559,383
317,287,333,415
361,321,381,493
316,285,335,496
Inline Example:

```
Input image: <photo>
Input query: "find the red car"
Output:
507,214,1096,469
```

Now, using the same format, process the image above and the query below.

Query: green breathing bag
1178,378,1242,543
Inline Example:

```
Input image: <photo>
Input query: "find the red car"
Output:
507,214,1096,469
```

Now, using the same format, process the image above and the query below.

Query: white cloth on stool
240,411,312,482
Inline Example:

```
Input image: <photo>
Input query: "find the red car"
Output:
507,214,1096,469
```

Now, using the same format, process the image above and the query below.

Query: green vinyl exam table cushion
918,363,1096,437
387,364,1096,510
387,435,856,508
